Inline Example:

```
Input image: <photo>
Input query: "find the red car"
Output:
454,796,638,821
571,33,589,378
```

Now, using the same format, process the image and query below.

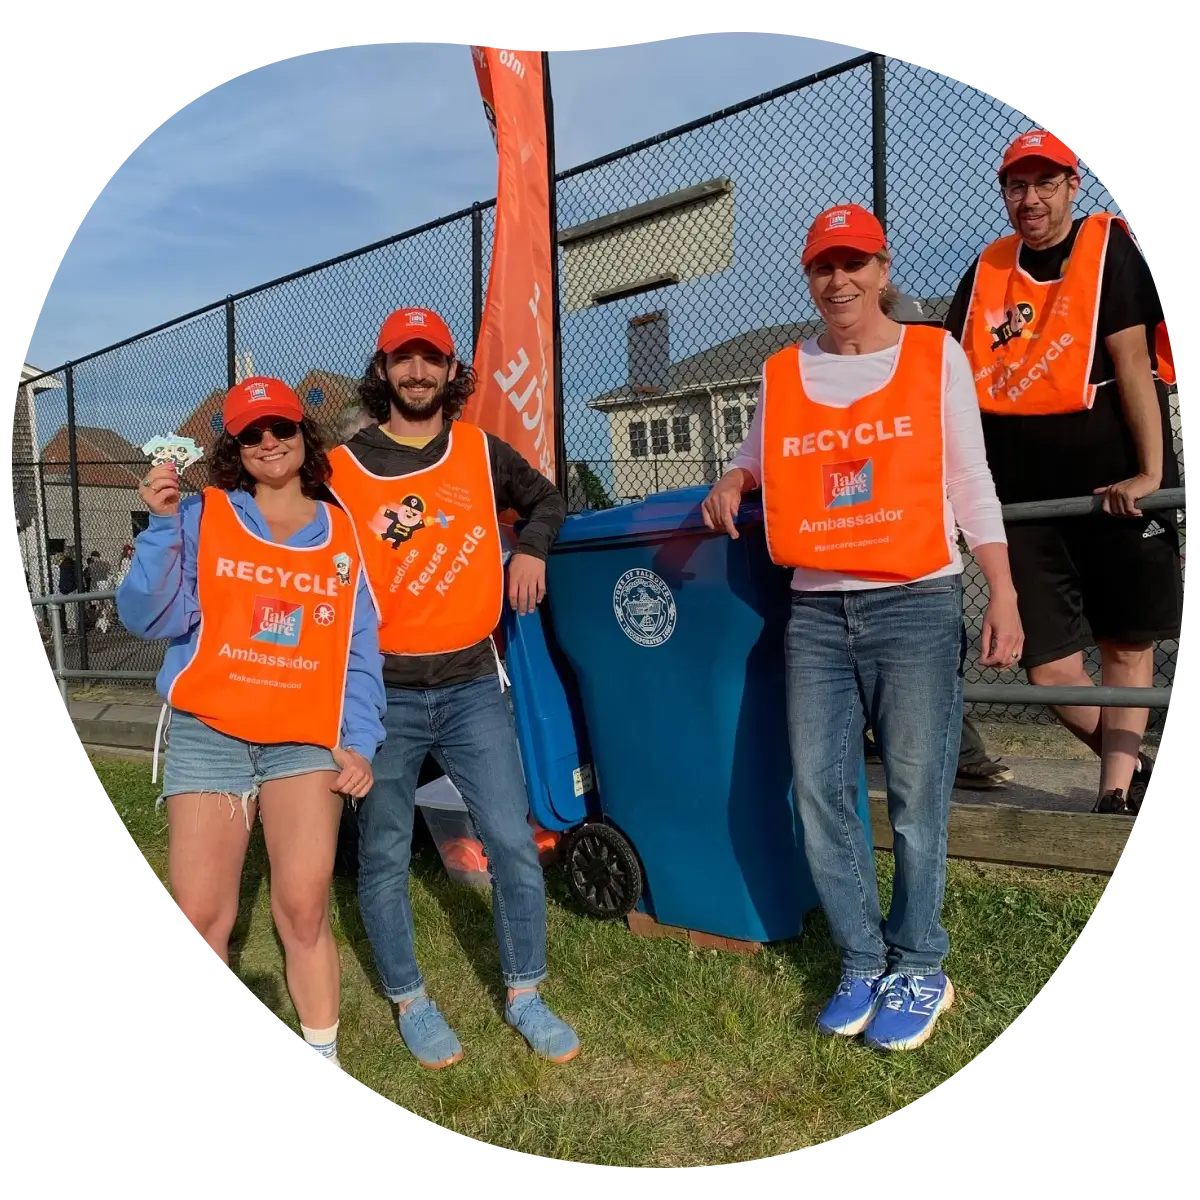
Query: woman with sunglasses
117,376,385,1069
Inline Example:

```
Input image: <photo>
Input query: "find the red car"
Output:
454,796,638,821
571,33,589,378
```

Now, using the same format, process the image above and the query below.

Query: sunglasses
235,419,300,447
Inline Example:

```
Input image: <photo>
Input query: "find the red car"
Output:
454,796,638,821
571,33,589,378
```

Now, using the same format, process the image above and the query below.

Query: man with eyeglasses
945,130,1181,817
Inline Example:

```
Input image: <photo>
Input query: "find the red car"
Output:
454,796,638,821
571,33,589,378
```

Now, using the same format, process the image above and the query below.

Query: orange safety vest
326,422,504,656
963,212,1175,414
761,324,952,582
169,489,359,748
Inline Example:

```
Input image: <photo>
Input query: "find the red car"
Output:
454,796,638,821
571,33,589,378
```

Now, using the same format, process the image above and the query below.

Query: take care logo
822,458,873,508
251,596,303,646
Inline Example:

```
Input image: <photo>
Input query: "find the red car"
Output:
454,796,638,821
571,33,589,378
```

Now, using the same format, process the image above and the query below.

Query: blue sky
27,33,1122,489
27,34,863,371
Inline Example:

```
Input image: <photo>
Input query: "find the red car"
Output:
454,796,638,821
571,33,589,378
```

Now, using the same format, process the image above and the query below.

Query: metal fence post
871,54,888,235
36,458,53,598
470,203,484,354
63,363,88,671
542,51,567,493
225,296,237,387
49,603,69,706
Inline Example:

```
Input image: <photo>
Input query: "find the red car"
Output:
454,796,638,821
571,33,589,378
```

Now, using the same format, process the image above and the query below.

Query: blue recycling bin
501,595,594,834
540,486,872,944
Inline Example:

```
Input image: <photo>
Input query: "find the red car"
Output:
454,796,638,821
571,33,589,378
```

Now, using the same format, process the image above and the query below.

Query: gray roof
588,294,944,410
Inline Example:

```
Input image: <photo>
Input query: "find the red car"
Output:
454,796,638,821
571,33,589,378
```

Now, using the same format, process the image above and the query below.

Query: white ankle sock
301,1022,339,1063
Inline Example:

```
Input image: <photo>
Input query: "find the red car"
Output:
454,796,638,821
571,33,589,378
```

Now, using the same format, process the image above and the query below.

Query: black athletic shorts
1006,511,1183,669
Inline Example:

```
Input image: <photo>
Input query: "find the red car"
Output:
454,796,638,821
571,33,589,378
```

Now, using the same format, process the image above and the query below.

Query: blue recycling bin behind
543,486,872,944
501,595,594,833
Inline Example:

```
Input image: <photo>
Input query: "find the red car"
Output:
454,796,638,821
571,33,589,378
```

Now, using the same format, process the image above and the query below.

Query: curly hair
356,351,478,425
207,417,331,497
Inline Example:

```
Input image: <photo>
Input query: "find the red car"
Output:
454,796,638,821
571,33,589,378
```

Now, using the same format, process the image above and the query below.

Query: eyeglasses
1001,175,1071,203
235,419,300,447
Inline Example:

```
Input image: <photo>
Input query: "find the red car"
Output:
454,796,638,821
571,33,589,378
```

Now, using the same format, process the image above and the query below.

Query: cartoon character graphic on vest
332,552,352,588
988,302,1035,351
373,494,427,548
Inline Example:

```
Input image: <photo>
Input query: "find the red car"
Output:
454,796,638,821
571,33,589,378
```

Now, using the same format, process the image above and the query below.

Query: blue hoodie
116,491,386,760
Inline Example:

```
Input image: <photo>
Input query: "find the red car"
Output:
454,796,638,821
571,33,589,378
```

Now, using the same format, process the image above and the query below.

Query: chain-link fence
14,52,1184,720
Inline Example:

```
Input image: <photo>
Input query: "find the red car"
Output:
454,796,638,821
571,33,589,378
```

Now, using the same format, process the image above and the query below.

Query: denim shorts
160,708,339,807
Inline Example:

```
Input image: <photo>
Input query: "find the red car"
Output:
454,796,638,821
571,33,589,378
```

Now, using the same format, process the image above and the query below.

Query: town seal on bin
613,568,677,648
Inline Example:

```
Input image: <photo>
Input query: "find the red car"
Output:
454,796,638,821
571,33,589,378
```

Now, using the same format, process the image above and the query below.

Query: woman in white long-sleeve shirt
703,204,1023,1053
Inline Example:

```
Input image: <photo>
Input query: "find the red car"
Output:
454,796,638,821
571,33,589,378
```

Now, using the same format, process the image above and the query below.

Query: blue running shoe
505,991,580,1063
397,993,464,1069
816,972,887,1037
864,972,955,1051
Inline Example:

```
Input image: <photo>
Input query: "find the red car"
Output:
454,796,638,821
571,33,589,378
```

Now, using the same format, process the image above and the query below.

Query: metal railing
31,481,1181,715
14,50,1184,722
960,488,1183,711
29,589,156,705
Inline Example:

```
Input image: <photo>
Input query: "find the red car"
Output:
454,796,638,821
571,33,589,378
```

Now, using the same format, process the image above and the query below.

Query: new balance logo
907,987,943,1017
1143,520,1165,539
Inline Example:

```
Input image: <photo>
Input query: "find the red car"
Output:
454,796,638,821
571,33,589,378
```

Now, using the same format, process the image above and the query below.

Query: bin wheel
562,822,642,919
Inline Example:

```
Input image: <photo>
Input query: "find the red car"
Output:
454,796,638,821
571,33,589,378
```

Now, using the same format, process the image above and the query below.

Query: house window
671,414,691,453
723,405,743,445
650,418,669,456
307,387,326,408
131,512,150,537
744,402,757,427
628,421,649,459
210,412,223,432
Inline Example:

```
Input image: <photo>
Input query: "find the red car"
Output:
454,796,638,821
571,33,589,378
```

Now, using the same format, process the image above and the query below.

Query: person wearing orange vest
326,307,578,1069
702,205,1022,1051
946,130,1182,817
116,377,386,1070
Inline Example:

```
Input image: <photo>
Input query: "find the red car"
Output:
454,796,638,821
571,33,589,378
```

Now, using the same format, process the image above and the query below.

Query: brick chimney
627,310,668,395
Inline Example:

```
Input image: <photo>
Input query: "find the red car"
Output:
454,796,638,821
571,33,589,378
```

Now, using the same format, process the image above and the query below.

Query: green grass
95,755,1104,1166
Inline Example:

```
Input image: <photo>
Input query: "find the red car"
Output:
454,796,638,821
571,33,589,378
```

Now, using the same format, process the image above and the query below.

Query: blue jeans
785,577,965,979
160,708,338,819
356,675,548,1001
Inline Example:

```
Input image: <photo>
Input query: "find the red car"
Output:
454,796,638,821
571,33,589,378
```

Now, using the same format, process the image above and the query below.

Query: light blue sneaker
816,972,888,1037
864,972,955,1051
397,993,465,1070
505,991,580,1063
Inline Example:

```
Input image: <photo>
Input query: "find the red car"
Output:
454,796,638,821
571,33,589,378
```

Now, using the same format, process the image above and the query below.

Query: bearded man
326,307,577,1069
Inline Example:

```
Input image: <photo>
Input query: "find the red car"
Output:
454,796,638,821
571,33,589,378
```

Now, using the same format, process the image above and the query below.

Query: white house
587,297,934,502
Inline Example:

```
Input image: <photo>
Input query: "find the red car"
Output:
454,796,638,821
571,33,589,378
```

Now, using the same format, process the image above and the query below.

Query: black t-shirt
944,216,1178,504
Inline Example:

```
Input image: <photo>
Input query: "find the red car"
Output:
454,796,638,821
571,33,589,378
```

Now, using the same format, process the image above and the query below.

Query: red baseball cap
223,376,304,436
999,130,1078,177
376,307,456,358
802,204,887,267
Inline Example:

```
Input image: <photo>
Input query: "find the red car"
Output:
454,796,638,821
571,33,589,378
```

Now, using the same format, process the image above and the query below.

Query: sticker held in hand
142,434,203,470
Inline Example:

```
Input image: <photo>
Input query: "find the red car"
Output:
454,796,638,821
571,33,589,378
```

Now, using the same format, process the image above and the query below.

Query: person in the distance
117,376,386,1070
702,205,1022,1051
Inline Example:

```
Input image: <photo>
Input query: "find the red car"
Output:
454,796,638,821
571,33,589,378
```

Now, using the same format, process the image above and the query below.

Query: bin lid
554,485,764,548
